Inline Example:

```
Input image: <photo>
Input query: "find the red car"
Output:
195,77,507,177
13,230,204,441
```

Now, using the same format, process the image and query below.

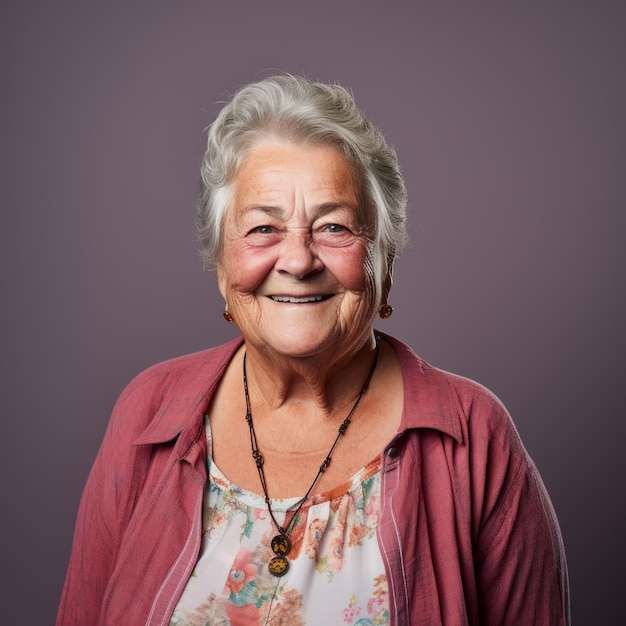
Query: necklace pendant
271,533,292,556
268,555,290,577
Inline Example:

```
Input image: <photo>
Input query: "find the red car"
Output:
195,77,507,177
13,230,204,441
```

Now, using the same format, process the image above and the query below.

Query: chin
267,341,329,360
260,328,341,359
265,327,370,359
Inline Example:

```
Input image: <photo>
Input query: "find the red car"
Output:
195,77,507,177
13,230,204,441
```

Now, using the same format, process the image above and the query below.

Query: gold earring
223,309,234,323
379,303,394,319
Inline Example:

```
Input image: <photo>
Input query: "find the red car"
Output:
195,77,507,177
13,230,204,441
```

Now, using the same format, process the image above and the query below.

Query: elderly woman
57,75,569,625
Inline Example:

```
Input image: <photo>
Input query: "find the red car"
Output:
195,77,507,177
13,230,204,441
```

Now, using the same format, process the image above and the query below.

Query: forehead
231,141,361,209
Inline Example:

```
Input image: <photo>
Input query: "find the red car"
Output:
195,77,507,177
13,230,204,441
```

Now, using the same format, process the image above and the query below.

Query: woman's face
217,140,378,360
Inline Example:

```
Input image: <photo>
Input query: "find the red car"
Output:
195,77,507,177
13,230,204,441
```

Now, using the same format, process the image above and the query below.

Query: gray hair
197,74,408,303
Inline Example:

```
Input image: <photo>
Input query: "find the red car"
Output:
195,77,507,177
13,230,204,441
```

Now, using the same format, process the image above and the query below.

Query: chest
208,385,402,500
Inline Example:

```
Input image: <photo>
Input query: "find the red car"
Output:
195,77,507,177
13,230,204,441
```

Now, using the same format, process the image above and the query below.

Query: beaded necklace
242,337,380,577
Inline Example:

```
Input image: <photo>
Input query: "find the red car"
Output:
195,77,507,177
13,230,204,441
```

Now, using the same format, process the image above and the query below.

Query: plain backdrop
2,2,625,623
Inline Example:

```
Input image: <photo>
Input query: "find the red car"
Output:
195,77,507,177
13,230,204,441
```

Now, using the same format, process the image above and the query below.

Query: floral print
340,575,389,625
225,548,257,595
170,422,389,625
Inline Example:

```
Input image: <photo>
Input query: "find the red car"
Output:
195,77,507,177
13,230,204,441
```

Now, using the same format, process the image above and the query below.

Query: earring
223,309,234,323
378,303,394,319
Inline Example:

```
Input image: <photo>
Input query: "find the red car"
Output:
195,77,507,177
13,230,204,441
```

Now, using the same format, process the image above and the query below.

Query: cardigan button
386,446,399,458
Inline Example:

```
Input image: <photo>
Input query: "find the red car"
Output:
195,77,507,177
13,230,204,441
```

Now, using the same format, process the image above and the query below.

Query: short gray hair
197,74,408,303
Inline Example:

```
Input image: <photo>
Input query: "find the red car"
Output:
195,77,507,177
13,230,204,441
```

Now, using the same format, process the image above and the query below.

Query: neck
241,331,378,413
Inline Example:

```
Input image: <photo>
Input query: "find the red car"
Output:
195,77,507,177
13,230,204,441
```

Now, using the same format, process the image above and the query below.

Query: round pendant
271,534,291,556
268,555,290,577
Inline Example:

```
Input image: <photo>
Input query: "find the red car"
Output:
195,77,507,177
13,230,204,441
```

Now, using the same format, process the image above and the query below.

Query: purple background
2,2,624,622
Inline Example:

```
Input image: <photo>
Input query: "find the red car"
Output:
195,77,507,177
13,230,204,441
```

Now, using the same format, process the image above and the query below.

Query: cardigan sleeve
468,393,570,625
56,343,234,625
56,377,161,625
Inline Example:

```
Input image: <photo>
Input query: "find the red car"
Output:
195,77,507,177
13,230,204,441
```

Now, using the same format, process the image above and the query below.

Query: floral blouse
169,420,389,626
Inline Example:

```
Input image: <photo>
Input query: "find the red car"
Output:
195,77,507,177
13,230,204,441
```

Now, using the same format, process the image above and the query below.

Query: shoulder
381,332,515,444
121,337,242,398
384,332,539,516
107,337,244,443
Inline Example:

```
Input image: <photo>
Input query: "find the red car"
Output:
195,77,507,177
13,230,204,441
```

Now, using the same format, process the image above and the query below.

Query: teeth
271,295,325,303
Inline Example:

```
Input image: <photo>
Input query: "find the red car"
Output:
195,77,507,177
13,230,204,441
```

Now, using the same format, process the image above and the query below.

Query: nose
274,231,324,279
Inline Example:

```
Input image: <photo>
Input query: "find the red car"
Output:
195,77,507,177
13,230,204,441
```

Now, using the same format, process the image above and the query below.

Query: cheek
323,245,373,293
221,243,278,294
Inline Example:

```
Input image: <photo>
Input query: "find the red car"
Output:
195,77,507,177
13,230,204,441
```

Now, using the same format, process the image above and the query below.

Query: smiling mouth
269,295,332,303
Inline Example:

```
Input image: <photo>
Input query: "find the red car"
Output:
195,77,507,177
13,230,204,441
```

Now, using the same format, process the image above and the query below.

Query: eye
251,225,274,234
314,222,359,248
245,223,281,248
324,224,346,233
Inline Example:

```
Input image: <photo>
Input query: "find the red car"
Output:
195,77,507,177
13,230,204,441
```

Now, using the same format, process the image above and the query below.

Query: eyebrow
243,202,359,219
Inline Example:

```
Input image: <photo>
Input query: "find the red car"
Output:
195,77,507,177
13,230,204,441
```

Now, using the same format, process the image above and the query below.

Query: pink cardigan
57,334,569,625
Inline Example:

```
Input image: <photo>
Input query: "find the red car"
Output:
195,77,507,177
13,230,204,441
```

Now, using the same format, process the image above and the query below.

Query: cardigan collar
383,333,464,444
132,336,244,456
